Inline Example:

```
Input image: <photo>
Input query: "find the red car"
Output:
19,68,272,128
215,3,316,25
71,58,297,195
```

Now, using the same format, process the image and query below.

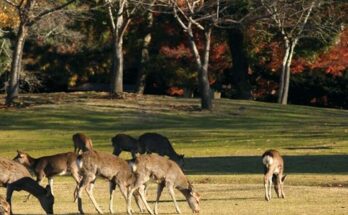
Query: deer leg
264,166,275,201
167,184,181,214
86,180,103,214
280,174,285,199
48,178,54,196
109,181,116,214
6,186,14,215
128,181,153,215
71,168,81,203
77,176,88,214
134,185,146,212
154,182,165,215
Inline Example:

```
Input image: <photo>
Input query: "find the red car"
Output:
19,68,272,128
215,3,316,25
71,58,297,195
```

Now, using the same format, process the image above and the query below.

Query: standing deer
13,150,80,200
0,157,54,214
76,150,143,214
138,133,184,167
262,149,286,201
72,133,93,154
111,134,144,159
0,195,10,215
127,154,200,215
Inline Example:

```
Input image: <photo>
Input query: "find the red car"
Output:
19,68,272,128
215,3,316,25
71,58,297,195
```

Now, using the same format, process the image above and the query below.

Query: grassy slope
0,92,347,214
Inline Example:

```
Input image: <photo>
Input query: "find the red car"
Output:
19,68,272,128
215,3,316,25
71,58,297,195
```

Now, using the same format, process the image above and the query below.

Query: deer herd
0,132,286,215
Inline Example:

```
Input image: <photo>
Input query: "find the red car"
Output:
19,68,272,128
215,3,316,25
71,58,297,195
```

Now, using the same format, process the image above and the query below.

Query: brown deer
13,150,80,200
0,157,54,214
111,134,144,159
138,133,184,167
0,195,10,215
76,150,143,214
262,149,286,201
72,133,93,154
127,154,200,215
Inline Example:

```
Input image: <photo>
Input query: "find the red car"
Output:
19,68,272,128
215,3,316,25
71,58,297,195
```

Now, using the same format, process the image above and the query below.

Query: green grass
0,92,347,214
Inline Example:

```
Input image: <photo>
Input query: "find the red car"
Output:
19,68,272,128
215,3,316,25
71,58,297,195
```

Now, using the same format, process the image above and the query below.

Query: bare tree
135,4,154,95
260,0,343,104
2,0,76,106
106,0,138,96
167,0,217,110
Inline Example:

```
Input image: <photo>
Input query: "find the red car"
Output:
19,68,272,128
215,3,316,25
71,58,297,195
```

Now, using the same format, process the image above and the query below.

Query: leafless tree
2,0,76,106
155,0,220,110
260,0,344,104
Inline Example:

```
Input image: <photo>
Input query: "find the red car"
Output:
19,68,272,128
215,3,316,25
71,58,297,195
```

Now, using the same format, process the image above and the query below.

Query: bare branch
2,0,18,8
28,0,77,26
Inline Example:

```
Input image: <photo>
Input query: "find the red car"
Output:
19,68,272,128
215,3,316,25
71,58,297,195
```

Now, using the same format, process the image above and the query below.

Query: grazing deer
262,149,286,201
76,150,143,214
13,150,80,200
127,154,200,215
138,133,184,167
0,195,10,215
0,157,54,214
72,133,93,154
111,134,144,159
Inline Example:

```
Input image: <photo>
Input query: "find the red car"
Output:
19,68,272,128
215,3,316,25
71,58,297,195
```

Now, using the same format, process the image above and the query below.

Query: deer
0,157,54,214
262,149,287,201
72,133,93,154
76,150,144,214
127,154,200,215
138,133,184,167
13,150,80,201
111,133,144,159
0,195,10,215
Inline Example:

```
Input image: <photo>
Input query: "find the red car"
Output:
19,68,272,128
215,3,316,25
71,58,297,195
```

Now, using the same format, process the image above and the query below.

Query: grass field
0,92,347,214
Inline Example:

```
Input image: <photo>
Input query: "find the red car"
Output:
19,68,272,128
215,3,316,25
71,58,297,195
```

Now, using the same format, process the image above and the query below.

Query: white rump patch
76,158,83,169
58,170,67,176
262,155,273,167
129,162,137,172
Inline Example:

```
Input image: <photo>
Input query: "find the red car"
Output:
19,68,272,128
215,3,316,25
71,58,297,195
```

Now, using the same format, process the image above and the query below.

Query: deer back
0,157,31,186
134,154,186,186
262,149,284,174
139,133,184,161
78,150,134,183
14,151,78,177
111,134,143,152
73,133,93,151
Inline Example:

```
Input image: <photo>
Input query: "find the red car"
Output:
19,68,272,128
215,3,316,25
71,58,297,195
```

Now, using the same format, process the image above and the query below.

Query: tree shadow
184,155,348,174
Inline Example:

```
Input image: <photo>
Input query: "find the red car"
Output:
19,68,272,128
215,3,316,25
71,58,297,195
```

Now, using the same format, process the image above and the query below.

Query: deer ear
282,175,287,182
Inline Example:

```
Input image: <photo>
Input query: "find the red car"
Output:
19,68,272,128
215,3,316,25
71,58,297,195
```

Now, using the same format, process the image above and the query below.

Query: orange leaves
0,6,19,28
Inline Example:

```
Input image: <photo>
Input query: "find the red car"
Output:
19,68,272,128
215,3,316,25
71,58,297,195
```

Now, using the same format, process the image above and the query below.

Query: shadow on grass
184,155,348,174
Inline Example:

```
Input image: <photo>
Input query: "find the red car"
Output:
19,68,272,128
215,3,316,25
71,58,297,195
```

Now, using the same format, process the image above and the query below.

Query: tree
156,0,220,110
106,0,146,96
135,5,154,95
1,0,76,106
260,0,343,104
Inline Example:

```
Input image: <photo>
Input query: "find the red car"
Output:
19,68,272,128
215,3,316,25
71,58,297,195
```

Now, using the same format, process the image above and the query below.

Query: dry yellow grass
1,177,347,215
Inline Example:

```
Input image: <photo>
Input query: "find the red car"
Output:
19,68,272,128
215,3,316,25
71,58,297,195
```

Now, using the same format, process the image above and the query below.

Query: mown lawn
0,92,347,214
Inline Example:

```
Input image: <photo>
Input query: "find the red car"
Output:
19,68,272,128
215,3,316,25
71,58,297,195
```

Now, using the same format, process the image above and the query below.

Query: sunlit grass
0,92,347,214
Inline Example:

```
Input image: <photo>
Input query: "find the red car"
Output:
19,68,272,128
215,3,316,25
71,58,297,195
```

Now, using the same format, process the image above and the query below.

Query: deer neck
11,177,46,198
26,156,38,170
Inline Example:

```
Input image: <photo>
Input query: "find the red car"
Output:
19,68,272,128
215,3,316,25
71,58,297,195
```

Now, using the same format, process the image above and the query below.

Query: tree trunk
108,0,128,95
111,39,123,94
278,39,297,105
6,24,27,106
187,27,213,110
226,28,251,99
136,11,153,95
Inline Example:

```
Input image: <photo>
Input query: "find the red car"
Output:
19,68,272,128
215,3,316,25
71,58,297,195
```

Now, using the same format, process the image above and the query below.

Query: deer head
38,185,54,214
13,150,32,167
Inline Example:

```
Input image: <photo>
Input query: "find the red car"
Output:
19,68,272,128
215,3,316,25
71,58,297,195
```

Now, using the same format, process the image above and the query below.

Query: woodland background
0,0,348,109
